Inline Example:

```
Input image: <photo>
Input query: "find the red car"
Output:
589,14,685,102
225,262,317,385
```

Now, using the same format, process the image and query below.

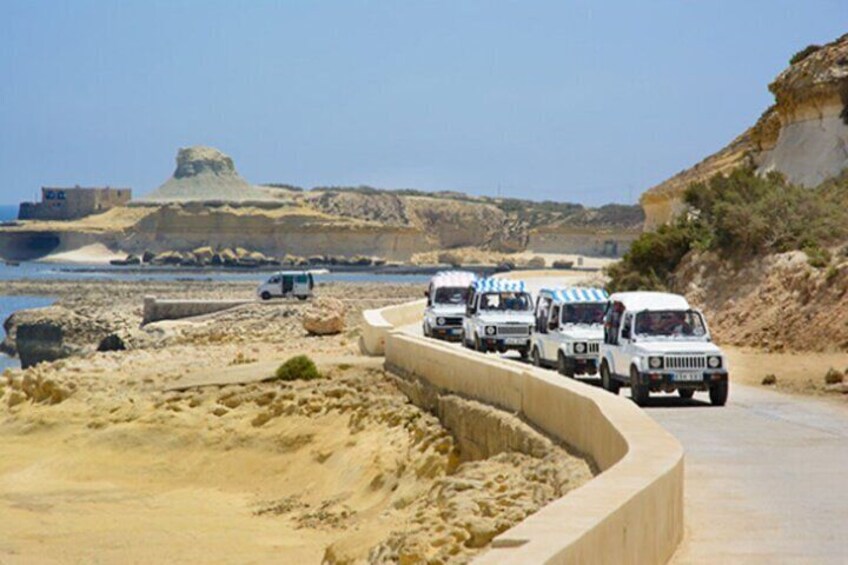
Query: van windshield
634,310,707,338
434,286,470,305
479,292,533,312
561,303,605,325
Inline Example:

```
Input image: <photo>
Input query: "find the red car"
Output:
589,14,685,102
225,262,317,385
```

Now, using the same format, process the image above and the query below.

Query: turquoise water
0,295,55,371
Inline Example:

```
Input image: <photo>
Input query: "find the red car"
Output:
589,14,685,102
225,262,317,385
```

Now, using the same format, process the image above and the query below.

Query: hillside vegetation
608,167,848,292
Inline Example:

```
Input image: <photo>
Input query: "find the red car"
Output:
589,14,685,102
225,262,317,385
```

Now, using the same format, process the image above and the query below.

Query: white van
462,278,535,357
257,271,315,301
599,291,728,406
530,287,608,377
423,271,477,341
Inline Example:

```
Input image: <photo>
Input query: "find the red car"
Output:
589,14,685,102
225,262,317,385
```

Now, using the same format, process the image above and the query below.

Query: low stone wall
360,299,426,355
364,296,685,563
142,296,253,324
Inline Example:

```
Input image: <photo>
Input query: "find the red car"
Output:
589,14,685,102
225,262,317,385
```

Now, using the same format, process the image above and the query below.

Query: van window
295,274,308,284
268,276,281,284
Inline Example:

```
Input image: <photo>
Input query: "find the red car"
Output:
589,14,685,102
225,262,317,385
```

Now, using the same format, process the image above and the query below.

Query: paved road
416,273,848,563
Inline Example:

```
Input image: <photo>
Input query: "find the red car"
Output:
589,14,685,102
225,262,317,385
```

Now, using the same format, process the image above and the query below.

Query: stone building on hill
18,186,132,220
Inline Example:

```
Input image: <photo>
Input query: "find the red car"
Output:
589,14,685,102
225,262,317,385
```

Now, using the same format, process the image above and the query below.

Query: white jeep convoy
422,271,477,341
530,287,609,377
462,278,535,358
599,291,729,406
256,270,315,301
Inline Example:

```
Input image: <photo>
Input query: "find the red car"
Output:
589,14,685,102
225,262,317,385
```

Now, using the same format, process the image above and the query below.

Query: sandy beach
0,276,593,563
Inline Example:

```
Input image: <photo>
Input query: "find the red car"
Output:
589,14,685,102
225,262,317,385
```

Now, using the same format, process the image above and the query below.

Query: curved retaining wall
364,299,684,564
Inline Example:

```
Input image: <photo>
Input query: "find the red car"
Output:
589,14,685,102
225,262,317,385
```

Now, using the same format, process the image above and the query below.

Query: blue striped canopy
474,278,526,292
545,287,609,303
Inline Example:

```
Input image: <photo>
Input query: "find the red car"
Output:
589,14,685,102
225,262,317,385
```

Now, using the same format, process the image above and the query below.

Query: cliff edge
642,33,848,230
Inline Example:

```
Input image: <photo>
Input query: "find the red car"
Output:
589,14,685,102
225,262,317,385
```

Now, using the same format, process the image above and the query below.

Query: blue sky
1,1,845,206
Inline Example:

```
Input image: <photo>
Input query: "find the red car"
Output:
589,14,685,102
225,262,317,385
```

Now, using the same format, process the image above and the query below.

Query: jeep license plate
505,337,526,345
673,372,702,382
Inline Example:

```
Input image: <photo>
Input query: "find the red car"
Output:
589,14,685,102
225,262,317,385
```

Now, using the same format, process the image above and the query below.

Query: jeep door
542,303,561,361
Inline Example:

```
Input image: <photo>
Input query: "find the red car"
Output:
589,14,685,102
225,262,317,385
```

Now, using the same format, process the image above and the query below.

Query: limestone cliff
642,33,848,229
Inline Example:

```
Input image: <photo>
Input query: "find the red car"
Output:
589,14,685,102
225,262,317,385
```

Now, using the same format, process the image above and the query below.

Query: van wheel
678,388,695,399
710,382,728,406
631,366,649,406
297,295,308,301
260,291,271,301
531,346,542,367
600,360,619,395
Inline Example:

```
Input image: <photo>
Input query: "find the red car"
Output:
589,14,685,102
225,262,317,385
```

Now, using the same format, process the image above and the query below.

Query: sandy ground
39,243,125,265
0,277,593,563
724,346,848,396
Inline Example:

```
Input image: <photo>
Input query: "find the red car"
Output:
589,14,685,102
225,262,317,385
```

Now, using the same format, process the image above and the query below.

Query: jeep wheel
423,323,431,338
518,347,529,361
600,361,619,395
630,366,650,406
260,291,272,301
531,347,541,367
709,382,728,406
678,388,695,400
475,334,486,353
557,352,568,376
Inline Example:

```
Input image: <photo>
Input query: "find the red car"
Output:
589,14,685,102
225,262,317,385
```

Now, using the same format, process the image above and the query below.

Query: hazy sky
1,1,845,206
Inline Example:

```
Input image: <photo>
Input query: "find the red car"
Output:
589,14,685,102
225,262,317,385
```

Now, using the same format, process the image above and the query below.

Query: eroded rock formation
642,33,848,229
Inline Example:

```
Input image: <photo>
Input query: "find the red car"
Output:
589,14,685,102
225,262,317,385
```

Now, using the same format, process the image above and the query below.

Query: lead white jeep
530,287,609,377
462,278,535,358
422,270,477,341
599,291,729,406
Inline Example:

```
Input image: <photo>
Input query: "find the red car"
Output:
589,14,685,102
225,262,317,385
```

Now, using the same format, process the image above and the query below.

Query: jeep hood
429,305,466,316
476,312,535,325
631,340,722,355
559,325,604,341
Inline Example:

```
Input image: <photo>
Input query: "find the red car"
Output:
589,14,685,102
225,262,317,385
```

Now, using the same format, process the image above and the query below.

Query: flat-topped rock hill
642,33,848,229
143,146,279,203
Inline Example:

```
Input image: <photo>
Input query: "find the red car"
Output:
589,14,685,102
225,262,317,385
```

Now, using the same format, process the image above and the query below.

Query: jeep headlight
437,317,446,326
648,356,664,370
707,355,722,369
485,326,496,336
574,342,586,354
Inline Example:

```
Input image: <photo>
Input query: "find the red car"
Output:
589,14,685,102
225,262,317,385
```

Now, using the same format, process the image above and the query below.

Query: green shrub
789,44,821,65
607,166,848,292
274,355,322,381
761,374,777,386
804,245,831,269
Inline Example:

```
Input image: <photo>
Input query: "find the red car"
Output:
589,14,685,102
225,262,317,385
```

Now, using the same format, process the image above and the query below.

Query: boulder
302,297,346,336
142,250,156,264
495,261,515,273
219,248,239,266
192,246,215,265
152,251,184,265
526,256,546,268
351,255,372,267
552,260,575,270
437,251,463,267
308,255,326,265
11,306,111,368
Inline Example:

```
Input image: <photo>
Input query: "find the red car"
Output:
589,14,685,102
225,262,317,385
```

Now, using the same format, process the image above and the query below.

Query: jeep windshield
479,292,533,312
634,310,707,338
561,303,605,325
434,286,471,305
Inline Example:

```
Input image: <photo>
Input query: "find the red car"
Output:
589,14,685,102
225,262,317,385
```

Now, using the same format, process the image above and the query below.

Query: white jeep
462,278,535,358
599,291,729,406
422,271,477,341
530,287,609,377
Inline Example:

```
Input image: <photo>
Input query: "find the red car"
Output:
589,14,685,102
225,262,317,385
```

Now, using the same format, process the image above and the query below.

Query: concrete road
644,385,848,564
415,272,848,563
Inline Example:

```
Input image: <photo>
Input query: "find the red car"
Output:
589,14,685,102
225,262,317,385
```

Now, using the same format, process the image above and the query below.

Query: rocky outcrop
302,297,346,335
8,306,113,368
641,33,848,229
143,146,278,203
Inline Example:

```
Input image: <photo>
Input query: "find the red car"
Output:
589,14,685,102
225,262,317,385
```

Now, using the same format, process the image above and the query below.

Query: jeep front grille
587,342,600,354
665,356,706,370
496,325,530,336
441,317,463,327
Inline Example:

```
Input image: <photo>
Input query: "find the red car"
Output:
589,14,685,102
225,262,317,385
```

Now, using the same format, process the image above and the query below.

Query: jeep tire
709,382,728,406
630,366,650,406
475,334,486,353
531,346,542,367
600,360,620,395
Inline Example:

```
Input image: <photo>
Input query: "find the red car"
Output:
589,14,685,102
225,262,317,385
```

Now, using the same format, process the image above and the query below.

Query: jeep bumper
635,370,729,391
